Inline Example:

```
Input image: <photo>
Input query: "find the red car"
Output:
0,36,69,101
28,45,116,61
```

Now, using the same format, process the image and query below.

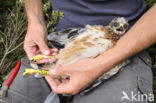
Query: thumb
38,38,50,55
49,64,68,78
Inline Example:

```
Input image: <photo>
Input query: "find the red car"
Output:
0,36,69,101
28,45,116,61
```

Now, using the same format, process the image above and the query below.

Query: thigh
73,51,153,103
0,56,59,103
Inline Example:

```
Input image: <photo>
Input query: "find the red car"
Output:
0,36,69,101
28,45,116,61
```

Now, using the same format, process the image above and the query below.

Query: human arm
24,0,58,63
46,4,156,95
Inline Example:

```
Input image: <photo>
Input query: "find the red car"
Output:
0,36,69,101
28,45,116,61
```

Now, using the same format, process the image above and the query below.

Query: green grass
144,0,156,8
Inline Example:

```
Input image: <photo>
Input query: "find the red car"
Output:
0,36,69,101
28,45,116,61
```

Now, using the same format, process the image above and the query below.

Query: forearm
24,0,50,59
25,0,45,25
95,4,156,74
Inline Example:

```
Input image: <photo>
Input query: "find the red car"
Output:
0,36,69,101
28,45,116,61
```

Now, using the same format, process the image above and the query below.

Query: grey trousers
0,51,153,103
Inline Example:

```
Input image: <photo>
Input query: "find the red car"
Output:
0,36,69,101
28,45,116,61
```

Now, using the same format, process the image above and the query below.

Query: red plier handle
0,60,21,100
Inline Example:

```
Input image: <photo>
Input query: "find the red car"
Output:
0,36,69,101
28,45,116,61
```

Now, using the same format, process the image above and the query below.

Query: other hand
24,22,58,64
45,59,103,95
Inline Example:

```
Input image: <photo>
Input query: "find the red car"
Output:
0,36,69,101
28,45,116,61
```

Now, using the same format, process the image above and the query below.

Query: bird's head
109,17,129,36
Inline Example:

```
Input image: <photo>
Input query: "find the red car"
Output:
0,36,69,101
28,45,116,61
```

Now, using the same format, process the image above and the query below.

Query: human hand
24,22,58,64
45,59,104,95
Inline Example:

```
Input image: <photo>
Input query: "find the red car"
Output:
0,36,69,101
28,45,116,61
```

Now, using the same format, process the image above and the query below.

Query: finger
61,78,69,84
35,59,56,64
45,76,58,90
49,64,66,76
50,48,58,52
24,45,36,59
36,58,56,64
37,39,50,56
53,82,73,94
46,75,74,94
50,48,58,56
56,79,82,95
45,76,68,94
51,52,57,56
54,78,62,84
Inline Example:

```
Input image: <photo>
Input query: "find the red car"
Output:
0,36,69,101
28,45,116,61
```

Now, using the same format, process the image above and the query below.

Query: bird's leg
23,69,68,79
23,69,49,76
30,55,55,62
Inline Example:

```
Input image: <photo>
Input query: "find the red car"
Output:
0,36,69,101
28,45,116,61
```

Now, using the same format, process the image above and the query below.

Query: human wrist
27,15,46,26
27,16,47,33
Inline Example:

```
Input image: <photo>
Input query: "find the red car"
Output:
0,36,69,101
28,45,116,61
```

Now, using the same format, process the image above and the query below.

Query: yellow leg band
23,69,49,76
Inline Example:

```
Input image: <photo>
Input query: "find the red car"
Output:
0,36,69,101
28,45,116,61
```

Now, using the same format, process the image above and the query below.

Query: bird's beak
120,23,124,27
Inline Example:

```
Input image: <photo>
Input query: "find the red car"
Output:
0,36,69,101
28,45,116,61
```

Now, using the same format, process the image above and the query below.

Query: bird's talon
30,55,55,62
23,69,39,76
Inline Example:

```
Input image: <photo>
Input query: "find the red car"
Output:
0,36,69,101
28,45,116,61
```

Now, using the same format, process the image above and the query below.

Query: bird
25,17,130,95
53,17,129,66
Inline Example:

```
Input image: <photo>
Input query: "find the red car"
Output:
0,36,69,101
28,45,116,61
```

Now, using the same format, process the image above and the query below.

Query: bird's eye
113,22,119,27
123,24,128,29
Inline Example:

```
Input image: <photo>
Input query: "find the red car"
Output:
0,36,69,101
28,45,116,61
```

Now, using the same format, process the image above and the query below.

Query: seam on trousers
43,92,52,103
8,89,41,103
137,56,152,68
137,78,151,103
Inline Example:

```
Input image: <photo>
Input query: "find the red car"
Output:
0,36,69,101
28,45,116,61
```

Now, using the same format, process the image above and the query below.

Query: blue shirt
51,0,146,30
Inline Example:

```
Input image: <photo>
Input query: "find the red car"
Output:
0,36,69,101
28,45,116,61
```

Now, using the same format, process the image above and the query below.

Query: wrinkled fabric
51,0,146,30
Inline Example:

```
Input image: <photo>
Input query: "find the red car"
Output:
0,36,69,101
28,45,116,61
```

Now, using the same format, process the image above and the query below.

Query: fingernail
43,50,50,55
